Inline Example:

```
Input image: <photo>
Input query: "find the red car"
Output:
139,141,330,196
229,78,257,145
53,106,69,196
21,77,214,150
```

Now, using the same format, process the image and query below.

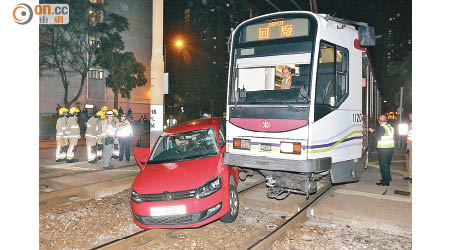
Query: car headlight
131,189,143,203
195,176,222,198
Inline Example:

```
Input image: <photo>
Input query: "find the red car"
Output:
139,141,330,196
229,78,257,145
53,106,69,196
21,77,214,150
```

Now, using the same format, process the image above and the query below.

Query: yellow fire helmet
96,110,105,119
69,106,80,115
58,107,69,115
112,109,119,117
101,106,109,112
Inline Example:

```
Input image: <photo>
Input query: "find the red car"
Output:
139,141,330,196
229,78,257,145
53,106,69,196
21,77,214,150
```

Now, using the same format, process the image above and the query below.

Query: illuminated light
268,20,284,27
280,142,301,154
280,24,293,37
383,100,387,103
175,40,183,47
280,142,293,153
233,138,241,148
259,27,269,39
398,123,408,135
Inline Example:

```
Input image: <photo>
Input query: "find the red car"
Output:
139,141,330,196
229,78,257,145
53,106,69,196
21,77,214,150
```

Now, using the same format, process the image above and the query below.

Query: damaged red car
132,118,239,228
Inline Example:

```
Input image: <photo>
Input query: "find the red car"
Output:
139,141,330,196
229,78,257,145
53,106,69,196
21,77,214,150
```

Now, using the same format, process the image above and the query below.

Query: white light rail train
224,11,381,199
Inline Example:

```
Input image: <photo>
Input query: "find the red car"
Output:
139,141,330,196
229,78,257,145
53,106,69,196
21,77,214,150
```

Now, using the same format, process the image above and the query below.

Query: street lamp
164,38,184,72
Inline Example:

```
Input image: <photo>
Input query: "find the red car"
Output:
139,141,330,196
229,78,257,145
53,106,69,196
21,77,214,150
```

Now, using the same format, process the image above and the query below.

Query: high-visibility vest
407,123,412,144
377,124,395,148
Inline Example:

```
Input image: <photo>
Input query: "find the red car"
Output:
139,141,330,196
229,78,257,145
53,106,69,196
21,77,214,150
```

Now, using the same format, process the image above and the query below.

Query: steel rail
247,180,332,250
40,161,139,181
92,180,266,250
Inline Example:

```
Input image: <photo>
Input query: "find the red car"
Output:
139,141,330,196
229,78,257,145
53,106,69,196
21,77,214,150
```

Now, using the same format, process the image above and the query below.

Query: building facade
39,0,152,117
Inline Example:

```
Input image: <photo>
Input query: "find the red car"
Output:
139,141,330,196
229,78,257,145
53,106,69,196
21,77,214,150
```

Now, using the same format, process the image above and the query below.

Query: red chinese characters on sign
259,27,269,39
281,24,293,37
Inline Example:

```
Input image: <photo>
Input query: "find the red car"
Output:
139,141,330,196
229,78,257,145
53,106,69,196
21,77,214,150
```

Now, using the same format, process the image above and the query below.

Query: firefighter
85,111,100,164
102,110,117,169
56,107,69,162
112,108,121,159
96,110,106,160
369,114,395,186
65,107,81,163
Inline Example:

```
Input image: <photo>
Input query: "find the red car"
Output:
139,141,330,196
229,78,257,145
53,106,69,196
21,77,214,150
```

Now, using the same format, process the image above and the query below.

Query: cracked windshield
149,128,219,163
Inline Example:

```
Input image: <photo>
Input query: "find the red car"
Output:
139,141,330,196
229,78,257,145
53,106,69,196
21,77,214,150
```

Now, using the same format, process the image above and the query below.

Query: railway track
92,181,266,250
91,175,331,250
39,164,140,203
247,178,332,250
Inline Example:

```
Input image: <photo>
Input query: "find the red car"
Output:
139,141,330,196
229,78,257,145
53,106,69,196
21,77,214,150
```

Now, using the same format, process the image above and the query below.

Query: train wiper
250,98,301,112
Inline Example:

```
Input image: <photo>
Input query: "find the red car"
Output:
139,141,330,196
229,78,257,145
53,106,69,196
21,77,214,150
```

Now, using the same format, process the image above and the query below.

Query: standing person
404,112,412,182
166,114,177,127
96,111,105,161
112,109,121,159
118,107,124,117
102,110,116,169
56,108,69,162
369,115,395,186
117,114,133,162
281,67,292,89
56,104,61,114
65,107,81,163
127,107,132,117
85,111,100,164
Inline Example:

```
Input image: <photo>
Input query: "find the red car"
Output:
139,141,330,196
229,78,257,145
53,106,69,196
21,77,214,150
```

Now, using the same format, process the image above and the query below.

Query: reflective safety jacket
117,120,133,138
377,124,395,148
102,121,116,138
85,116,99,140
65,116,81,139
56,117,67,139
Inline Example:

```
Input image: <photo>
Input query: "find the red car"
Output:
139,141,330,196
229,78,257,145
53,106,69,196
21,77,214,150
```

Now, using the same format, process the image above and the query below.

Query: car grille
133,202,222,226
140,189,196,202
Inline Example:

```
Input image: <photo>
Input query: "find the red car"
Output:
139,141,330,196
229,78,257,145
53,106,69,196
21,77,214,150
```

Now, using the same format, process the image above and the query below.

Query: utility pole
150,0,164,146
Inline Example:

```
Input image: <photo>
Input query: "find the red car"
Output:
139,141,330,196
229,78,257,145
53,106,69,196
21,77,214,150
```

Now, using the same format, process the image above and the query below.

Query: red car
132,118,239,228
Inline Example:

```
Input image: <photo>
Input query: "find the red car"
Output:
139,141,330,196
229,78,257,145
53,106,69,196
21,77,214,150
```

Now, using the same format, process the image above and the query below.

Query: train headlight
233,138,251,150
280,142,301,154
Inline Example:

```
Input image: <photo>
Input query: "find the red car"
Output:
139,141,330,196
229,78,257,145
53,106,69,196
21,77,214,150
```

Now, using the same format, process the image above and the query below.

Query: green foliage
39,0,107,107
93,13,146,109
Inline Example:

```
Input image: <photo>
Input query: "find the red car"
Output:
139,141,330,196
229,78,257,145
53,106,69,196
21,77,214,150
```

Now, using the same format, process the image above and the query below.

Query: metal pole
399,87,404,124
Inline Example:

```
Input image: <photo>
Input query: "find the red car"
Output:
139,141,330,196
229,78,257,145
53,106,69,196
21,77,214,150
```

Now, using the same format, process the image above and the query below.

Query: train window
314,41,349,121
315,43,335,106
336,47,349,103
315,42,349,106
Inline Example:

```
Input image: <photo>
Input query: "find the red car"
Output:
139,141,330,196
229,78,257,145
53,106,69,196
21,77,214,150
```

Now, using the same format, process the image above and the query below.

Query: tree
96,52,147,109
39,0,106,108
93,14,147,109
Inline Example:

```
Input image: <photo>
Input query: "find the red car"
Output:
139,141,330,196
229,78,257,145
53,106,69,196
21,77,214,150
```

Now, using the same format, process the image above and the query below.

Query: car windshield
149,128,219,164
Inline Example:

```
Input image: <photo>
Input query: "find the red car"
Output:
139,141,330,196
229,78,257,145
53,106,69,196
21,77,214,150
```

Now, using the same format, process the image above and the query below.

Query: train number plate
151,205,186,216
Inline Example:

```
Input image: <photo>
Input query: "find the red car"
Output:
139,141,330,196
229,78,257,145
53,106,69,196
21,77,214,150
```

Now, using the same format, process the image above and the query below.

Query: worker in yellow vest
369,114,395,186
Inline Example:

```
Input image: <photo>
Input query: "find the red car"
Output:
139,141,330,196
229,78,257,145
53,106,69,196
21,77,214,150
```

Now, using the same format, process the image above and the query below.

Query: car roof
162,118,224,136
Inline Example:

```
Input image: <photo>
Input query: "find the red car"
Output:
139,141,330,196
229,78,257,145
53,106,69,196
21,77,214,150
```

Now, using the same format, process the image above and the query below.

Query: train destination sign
243,18,309,42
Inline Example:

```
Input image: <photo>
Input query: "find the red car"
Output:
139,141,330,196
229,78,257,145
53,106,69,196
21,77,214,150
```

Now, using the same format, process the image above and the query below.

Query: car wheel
220,183,239,223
